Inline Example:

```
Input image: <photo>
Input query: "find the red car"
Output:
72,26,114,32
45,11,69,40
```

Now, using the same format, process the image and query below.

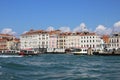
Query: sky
0,0,120,36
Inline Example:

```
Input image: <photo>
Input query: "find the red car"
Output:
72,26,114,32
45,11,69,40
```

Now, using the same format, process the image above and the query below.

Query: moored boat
71,48,88,55
0,50,39,56
93,48,120,56
19,50,38,56
0,50,19,55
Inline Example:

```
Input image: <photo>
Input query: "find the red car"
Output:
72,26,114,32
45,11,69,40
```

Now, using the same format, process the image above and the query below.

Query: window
81,45,83,47
87,45,89,47
117,44,119,47
81,40,83,43
87,40,88,42
90,40,91,42
117,39,119,43
84,45,86,47
90,45,91,47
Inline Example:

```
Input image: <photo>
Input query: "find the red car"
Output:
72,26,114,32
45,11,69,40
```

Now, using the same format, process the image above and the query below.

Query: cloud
46,26,54,31
95,25,112,35
114,21,120,28
59,26,71,32
113,21,120,32
73,23,88,32
23,31,28,34
1,28,16,35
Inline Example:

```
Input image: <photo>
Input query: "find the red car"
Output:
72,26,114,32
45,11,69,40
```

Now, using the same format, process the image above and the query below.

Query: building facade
57,33,66,49
49,30,60,48
79,32,102,49
109,33,120,49
57,32,102,49
20,30,49,50
20,30,103,51
0,34,19,50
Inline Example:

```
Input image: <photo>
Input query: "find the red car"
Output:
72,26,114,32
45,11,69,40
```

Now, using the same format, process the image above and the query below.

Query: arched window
117,38,119,43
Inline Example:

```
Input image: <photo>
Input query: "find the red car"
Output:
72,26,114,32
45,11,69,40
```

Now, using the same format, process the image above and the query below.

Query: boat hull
93,52,120,56
0,53,38,56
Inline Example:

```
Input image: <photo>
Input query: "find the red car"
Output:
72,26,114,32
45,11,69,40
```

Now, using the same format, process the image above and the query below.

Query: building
57,32,102,50
57,33,66,49
65,32,80,48
20,29,103,52
0,34,19,50
0,38,7,50
109,33,120,49
79,32,102,49
48,30,61,48
101,35,110,44
20,29,49,50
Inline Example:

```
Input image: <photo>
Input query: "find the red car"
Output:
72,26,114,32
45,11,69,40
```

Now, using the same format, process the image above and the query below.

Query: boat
0,50,19,55
19,50,38,56
0,50,38,56
93,48,120,56
71,48,88,55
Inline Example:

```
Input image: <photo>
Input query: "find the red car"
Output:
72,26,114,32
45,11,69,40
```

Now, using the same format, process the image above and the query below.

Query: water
0,54,120,80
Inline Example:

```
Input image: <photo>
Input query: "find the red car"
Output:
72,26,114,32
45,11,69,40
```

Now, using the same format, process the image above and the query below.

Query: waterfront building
7,38,20,50
57,32,102,50
101,35,110,44
20,29,103,52
48,30,61,48
0,38,7,50
109,33,120,49
0,34,19,50
79,32,102,49
65,32,81,48
57,33,66,49
20,29,49,50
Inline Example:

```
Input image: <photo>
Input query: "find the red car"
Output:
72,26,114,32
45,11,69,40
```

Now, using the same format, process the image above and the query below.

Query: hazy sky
0,0,120,36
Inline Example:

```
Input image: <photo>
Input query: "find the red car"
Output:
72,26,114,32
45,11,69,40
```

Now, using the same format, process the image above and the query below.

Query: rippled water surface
0,54,120,80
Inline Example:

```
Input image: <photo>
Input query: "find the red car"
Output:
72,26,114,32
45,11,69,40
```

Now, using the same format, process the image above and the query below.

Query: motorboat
71,48,88,55
19,50,38,56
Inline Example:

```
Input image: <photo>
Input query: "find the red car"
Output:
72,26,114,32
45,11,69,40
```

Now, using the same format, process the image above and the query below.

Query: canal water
0,54,120,80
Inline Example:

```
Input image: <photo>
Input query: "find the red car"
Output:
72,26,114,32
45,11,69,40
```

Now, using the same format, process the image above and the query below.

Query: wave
0,55,23,58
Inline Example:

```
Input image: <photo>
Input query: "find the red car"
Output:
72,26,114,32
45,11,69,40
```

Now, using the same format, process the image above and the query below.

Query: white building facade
65,33,80,48
65,32,102,49
109,33,120,49
79,32,102,49
20,30,102,52
20,30,49,50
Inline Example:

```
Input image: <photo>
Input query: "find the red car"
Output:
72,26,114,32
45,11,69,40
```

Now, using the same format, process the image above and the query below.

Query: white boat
71,48,88,55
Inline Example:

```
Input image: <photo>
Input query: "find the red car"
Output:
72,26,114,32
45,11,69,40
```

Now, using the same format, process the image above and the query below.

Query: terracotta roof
0,34,13,37
13,38,20,42
48,30,61,35
21,30,97,36
58,32,96,36
21,29,62,36
0,39,7,41
21,30,47,36
80,32,96,36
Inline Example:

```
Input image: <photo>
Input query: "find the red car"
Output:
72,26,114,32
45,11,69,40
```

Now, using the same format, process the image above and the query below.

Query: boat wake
0,55,23,58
